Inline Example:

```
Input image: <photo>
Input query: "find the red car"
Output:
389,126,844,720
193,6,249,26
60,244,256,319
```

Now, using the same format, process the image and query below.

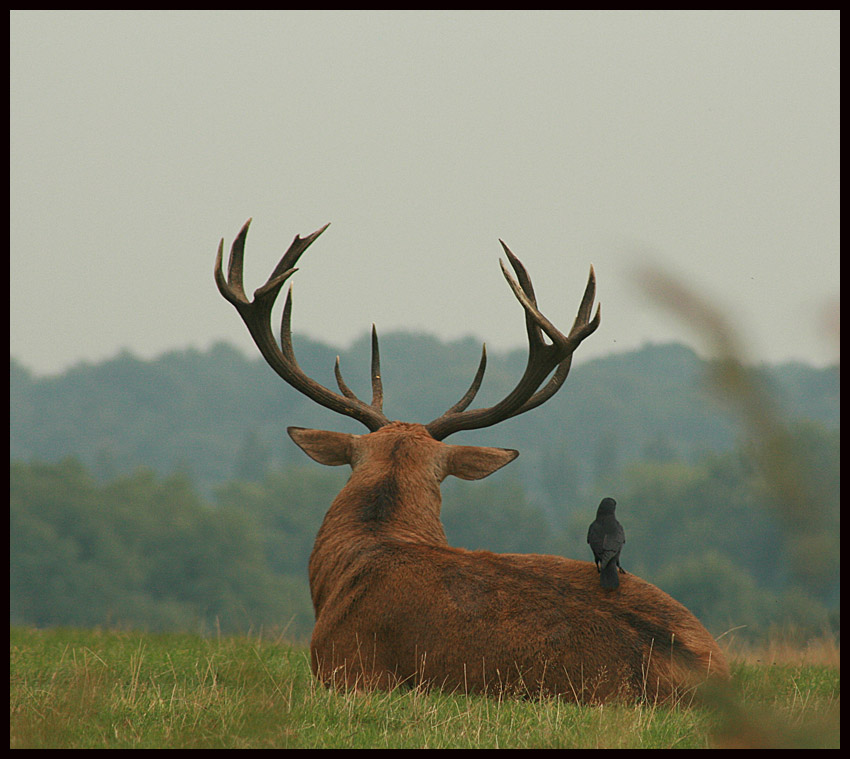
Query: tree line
10,337,837,500
9,336,840,642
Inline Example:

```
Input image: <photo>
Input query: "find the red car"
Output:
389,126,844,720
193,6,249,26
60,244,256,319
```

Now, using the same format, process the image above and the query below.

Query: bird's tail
599,559,620,590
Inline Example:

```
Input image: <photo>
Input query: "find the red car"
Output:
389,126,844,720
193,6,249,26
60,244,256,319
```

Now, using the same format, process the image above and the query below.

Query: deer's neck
320,462,449,544
308,465,449,615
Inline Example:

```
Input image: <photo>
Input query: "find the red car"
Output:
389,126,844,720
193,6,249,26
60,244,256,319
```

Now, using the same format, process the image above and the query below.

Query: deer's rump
309,542,728,702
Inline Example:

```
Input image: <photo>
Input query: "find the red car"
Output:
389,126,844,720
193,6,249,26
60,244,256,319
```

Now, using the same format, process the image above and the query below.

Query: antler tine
425,243,600,441
278,284,298,362
333,356,358,399
436,246,534,421
501,259,601,357
330,324,384,411
216,218,312,311
217,221,391,432
506,266,601,417
214,219,251,306
443,344,488,416
370,325,384,411
268,223,330,283
500,242,545,349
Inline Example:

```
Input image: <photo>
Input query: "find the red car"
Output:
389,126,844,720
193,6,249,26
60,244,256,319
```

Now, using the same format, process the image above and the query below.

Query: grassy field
9,627,839,749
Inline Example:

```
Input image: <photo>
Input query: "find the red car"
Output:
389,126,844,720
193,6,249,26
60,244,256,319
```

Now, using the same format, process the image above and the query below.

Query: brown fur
291,422,729,703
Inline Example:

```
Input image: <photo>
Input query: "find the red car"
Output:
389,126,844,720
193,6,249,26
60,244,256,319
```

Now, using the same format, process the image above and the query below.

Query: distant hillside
9,336,839,506
10,337,839,639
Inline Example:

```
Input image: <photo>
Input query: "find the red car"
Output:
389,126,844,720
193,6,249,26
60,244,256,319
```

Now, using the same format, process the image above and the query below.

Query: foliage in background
8,337,839,642
10,426,838,642
10,459,313,639
9,338,838,500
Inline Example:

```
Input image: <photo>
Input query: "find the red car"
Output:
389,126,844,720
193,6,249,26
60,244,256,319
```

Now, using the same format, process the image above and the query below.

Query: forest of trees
9,336,840,643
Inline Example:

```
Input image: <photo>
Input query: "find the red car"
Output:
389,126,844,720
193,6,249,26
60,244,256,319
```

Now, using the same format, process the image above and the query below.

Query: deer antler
215,221,599,439
424,241,600,441
214,219,390,431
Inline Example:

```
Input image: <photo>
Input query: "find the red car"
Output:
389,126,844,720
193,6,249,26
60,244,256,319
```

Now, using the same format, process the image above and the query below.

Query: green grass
9,627,839,749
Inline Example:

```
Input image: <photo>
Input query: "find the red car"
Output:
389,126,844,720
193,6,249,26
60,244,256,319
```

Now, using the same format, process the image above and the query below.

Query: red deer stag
215,219,729,703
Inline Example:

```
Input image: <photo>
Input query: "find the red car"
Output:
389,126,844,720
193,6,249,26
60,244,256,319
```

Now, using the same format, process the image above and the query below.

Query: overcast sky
10,10,839,377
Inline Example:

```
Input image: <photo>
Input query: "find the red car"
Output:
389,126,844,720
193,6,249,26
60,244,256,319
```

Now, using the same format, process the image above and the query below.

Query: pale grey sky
10,10,839,376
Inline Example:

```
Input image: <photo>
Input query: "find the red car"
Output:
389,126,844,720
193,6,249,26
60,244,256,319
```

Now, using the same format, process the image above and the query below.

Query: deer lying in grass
215,220,729,703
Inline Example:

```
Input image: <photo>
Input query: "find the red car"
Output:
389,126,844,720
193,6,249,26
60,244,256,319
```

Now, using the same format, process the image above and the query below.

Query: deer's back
310,541,728,701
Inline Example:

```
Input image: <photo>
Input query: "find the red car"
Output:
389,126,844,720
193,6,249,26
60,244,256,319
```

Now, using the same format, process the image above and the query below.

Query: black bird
587,497,626,590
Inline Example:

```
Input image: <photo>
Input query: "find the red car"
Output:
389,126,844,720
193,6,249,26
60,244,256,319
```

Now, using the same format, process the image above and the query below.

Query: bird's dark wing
602,527,625,553
587,522,604,554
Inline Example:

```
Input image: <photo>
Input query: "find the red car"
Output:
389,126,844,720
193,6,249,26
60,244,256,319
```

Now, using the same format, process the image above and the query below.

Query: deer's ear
288,427,357,466
444,445,519,481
